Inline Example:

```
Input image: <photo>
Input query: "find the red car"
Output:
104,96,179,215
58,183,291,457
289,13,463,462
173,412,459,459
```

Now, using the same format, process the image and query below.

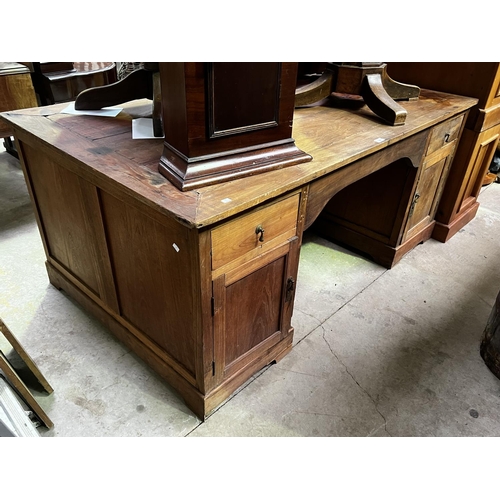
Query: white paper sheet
61,102,123,117
132,118,164,139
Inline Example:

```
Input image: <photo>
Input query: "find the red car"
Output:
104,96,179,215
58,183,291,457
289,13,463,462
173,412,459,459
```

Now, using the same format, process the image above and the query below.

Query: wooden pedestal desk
0,90,476,419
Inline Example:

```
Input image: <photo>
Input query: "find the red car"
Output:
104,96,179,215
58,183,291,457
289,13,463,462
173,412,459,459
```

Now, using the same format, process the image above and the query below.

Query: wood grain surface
0,91,477,229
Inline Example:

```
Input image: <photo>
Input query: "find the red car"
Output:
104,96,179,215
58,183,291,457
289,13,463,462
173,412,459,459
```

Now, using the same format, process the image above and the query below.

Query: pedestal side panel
99,191,197,376
21,143,102,296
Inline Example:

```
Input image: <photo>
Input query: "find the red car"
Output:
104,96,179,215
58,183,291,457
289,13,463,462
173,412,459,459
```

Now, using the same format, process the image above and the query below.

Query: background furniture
0,62,38,155
75,63,163,137
30,62,117,105
388,63,500,242
0,78,476,419
481,287,500,378
295,62,420,125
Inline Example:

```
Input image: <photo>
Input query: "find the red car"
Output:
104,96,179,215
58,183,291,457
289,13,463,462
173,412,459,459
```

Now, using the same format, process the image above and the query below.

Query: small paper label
173,243,180,252
221,198,232,204
374,138,385,143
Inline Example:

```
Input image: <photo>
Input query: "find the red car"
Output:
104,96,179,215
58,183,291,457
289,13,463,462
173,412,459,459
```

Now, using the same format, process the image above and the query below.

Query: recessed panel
208,62,281,138
224,256,285,366
100,191,196,376
21,143,100,295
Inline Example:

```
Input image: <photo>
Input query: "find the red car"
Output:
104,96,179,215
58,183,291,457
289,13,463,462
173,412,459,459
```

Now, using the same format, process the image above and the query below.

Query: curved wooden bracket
74,68,154,110
362,73,407,126
74,66,163,137
382,69,420,100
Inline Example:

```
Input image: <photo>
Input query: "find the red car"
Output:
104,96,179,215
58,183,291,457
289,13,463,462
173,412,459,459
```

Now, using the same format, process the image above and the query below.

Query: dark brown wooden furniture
74,63,163,137
0,62,38,155
295,62,420,126
158,62,311,190
388,63,500,242
30,62,117,105
0,85,476,419
481,287,500,378
76,63,312,184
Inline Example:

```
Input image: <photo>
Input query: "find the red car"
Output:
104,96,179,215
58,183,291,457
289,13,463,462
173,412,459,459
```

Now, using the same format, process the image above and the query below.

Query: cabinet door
403,150,452,243
212,238,299,384
402,115,465,243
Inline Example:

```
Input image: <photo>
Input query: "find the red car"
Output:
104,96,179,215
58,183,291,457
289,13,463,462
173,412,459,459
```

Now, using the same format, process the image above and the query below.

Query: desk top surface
1,89,477,228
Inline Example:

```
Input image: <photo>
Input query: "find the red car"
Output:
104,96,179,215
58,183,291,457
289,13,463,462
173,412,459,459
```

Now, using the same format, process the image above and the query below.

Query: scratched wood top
0,90,477,229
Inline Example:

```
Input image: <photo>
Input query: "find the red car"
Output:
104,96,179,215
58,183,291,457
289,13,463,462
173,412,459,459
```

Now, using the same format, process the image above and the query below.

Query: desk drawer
426,114,464,156
211,193,300,271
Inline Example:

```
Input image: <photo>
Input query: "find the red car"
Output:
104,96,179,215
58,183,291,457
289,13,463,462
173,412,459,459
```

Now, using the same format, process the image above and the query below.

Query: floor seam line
320,324,392,437
294,269,389,347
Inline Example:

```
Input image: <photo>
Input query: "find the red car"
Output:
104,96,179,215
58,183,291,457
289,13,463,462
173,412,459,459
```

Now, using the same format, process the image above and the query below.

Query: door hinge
285,277,295,302
408,191,420,218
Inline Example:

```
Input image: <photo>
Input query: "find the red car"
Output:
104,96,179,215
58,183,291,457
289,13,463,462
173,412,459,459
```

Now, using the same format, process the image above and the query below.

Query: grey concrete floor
1,143,500,437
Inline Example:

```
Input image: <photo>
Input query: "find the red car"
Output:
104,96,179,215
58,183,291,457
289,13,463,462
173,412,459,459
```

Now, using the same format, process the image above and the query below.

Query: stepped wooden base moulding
159,140,311,191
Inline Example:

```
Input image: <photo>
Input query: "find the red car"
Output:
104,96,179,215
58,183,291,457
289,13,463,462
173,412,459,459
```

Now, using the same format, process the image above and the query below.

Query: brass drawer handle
255,225,265,242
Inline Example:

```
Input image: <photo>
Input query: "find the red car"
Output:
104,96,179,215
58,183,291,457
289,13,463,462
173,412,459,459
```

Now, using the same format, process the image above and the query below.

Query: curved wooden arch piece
74,68,154,110
295,70,334,107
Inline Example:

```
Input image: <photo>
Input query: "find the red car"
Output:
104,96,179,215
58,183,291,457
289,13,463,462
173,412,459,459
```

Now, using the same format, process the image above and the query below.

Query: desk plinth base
45,260,293,421
432,201,480,243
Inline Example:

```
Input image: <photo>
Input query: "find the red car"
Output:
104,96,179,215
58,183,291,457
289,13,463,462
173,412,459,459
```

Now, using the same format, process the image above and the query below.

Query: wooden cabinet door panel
461,131,500,206
486,66,500,109
213,239,298,382
225,256,285,365
404,155,449,242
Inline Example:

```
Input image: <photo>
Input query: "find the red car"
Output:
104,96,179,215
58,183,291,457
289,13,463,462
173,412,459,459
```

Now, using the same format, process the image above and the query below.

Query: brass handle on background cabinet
255,225,265,242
